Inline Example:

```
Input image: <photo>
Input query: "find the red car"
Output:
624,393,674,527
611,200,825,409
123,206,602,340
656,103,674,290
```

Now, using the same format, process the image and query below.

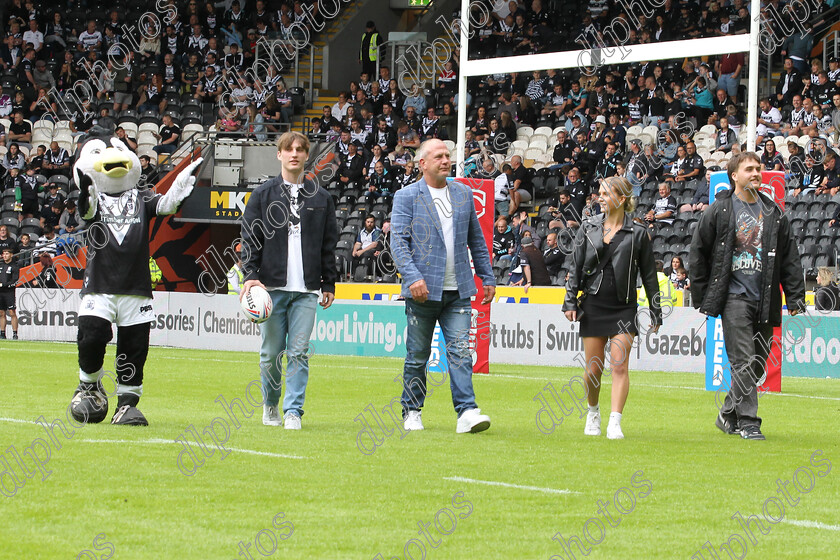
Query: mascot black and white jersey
70,125,202,426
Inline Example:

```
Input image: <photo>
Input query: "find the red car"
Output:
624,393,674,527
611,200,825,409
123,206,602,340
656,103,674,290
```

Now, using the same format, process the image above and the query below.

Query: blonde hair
817,267,835,286
276,131,310,154
601,176,637,214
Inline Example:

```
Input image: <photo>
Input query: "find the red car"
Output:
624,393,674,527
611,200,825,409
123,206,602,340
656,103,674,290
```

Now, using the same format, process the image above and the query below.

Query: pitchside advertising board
14,291,709,370
705,170,786,392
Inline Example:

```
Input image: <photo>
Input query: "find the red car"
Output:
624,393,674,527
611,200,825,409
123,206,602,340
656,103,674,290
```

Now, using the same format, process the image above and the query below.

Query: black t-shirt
9,120,31,138
159,124,180,143
17,57,32,84
510,165,530,192
183,64,201,87
0,238,17,255
0,260,18,291
74,112,94,132
729,196,764,301
82,190,162,297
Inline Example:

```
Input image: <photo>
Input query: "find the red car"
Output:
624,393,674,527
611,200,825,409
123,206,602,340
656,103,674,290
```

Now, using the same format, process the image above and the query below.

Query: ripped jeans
401,290,478,416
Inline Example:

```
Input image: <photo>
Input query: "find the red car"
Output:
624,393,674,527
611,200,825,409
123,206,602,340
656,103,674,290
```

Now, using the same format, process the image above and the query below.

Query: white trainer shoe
606,421,624,440
263,405,282,426
456,408,491,434
404,410,424,431
584,410,601,436
284,412,302,430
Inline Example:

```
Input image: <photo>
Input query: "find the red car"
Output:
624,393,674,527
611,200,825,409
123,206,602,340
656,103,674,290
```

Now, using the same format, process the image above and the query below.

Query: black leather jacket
563,213,663,326
689,188,806,325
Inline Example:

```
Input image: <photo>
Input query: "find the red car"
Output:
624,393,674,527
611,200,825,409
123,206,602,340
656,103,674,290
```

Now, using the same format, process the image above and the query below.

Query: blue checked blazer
390,177,495,301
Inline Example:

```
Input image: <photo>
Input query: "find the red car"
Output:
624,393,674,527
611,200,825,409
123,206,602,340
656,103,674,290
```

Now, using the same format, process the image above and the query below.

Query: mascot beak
92,148,133,179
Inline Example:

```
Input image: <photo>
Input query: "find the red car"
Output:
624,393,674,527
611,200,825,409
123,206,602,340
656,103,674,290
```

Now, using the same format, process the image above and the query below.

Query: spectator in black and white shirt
42,141,71,177
645,182,677,230
194,66,222,104
77,21,103,53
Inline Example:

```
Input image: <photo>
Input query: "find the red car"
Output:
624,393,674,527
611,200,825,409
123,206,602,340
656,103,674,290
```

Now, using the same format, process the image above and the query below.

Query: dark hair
655,260,664,272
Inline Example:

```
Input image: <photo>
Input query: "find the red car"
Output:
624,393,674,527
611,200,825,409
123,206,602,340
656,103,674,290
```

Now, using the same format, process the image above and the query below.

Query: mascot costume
69,124,202,425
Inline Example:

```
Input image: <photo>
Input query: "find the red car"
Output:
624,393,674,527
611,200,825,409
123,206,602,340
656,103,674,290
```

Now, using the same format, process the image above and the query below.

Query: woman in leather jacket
563,176,662,439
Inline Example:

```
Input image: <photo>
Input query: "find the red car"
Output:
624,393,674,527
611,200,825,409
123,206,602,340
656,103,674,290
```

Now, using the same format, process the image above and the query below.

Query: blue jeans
402,291,477,416
259,290,318,417
717,73,739,96
153,143,177,155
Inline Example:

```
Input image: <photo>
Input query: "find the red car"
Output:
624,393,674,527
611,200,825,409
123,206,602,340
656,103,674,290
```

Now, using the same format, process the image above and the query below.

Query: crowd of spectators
1,0,332,269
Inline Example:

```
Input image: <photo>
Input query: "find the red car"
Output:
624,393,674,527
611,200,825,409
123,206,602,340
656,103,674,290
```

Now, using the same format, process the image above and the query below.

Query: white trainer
284,412,302,430
584,410,601,436
263,405,282,426
404,410,424,431
606,421,624,440
456,408,491,434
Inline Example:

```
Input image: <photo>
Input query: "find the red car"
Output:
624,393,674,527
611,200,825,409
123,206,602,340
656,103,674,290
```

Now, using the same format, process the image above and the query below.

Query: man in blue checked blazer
390,139,496,434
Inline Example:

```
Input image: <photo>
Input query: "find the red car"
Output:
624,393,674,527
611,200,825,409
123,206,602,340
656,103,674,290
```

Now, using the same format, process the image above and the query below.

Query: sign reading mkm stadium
178,186,252,222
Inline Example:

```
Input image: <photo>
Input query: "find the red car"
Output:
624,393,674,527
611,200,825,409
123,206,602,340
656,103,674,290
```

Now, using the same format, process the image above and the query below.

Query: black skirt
579,262,638,338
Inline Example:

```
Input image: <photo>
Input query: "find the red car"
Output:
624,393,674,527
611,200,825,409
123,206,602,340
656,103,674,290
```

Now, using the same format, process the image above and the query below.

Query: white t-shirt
494,173,510,201
273,182,318,294
23,30,43,50
427,184,457,290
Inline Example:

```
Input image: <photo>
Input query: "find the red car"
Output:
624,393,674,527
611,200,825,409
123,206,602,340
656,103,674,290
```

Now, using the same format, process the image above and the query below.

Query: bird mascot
68,124,202,425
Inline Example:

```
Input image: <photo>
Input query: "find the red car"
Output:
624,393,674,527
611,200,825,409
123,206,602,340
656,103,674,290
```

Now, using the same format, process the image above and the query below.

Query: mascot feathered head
73,122,141,195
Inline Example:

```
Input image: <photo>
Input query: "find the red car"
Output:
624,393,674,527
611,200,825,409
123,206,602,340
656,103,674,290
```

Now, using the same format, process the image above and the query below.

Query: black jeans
719,295,774,428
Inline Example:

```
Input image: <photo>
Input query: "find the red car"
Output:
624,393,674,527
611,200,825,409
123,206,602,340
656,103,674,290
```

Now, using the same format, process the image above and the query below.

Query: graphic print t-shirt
82,190,161,297
274,182,318,294
729,196,763,301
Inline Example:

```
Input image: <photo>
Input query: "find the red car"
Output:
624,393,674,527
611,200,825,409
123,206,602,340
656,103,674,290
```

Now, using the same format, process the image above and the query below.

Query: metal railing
254,39,318,110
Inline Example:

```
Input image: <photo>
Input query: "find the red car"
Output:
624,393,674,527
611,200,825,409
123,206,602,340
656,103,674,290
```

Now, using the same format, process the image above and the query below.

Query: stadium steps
322,0,372,42
290,40,326,90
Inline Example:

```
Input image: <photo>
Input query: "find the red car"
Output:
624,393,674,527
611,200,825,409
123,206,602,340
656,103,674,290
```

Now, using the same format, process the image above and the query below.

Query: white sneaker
404,410,424,431
262,405,282,426
584,410,601,436
456,408,491,434
284,412,302,430
606,421,624,440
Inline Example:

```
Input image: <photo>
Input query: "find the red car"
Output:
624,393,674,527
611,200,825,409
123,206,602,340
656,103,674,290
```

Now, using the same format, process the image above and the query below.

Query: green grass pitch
1,341,839,559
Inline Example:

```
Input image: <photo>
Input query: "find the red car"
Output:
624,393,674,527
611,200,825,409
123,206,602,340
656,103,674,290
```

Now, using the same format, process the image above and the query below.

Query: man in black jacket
690,152,806,441
240,131,339,430
0,248,18,339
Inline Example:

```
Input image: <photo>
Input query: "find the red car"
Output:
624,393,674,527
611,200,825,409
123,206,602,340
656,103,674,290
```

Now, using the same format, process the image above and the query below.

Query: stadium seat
517,126,534,137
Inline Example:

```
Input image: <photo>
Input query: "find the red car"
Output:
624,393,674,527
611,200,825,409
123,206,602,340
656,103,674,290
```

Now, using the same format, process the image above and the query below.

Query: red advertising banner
456,178,494,374
761,170,786,393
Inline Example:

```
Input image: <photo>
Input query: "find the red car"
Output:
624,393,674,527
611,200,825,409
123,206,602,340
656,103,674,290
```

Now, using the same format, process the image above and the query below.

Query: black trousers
719,295,774,428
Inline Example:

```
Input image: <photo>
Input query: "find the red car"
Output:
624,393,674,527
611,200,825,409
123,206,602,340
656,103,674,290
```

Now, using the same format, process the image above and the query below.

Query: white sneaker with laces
284,412,302,430
456,408,491,434
404,410,424,431
584,410,601,436
606,421,624,440
263,405,282,426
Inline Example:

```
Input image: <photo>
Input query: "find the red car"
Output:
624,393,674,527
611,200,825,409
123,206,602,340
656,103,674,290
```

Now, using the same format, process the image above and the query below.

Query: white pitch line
443,476,579,495
781,519,840,531
77,438,308,460
0,416,38,424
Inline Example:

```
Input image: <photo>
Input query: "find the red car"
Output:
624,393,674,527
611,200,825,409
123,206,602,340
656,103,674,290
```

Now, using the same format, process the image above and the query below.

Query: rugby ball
241,286,273,323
